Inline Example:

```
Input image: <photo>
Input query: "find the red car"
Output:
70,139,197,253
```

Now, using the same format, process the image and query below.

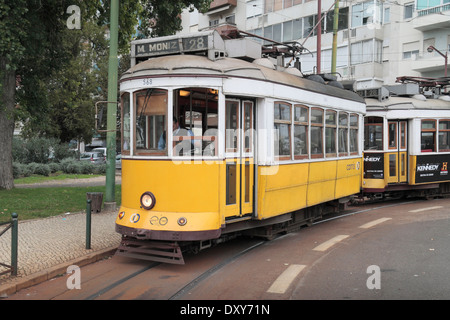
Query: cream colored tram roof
121,54,364,104
366,96,450,110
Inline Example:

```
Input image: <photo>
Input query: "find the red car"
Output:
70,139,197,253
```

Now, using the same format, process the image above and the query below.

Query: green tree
0,0,212,190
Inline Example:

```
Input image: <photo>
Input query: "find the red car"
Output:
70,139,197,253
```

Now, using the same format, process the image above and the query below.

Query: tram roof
366,96,450,110
121,54,364,104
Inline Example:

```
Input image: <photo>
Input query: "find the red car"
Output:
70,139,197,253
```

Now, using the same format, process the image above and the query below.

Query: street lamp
427,45,448,77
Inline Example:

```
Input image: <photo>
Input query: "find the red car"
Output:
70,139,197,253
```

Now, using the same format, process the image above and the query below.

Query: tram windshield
121,87,218,157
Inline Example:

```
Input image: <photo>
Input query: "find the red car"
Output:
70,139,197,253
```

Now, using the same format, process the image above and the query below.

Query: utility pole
331,0,340,73
317,0,321,74
104,0,119,211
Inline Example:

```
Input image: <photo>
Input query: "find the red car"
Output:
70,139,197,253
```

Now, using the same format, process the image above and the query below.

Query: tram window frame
310,108,324,159
293,104,309,160
421,119,436,153
350,114,359,155
325,110,337,157
134,89,168,156
338,112,349,156
400,121,407,150
388,121,398,150
274,101,292,160
174,88,219,157
438,119,450,152
121,92,131,155
226,100,240,154
364,116,383,151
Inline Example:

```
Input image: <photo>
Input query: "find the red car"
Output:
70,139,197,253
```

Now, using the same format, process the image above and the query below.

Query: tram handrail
0,213,18,277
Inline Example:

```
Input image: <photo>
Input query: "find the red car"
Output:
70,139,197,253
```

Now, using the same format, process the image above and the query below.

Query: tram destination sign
133,35,209,58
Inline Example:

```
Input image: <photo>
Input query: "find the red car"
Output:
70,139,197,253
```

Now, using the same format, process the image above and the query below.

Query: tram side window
311,108,324,158
349,114,359,154
325,110,337,157
364,116,383,150
421,120,436,152
135,89,167,156
274,102,292,159
294,105,308,159
439,120,450,152
338,112,348,155
121,93,131,155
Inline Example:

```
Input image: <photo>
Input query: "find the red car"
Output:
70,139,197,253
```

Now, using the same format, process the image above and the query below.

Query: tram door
387,120,408,184
225,99,255,219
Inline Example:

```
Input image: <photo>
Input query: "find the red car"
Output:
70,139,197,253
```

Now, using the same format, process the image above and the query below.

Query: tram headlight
140,192,156,210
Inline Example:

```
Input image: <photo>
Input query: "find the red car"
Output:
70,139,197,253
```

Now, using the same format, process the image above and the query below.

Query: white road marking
313,235,349,252
359,217,392,229
408,206,443,213
267,264,306,294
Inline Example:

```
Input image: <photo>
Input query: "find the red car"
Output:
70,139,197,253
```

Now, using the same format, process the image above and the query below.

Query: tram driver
158,117,196,155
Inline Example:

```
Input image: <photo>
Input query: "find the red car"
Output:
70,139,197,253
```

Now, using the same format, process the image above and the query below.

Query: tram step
116,239,185,265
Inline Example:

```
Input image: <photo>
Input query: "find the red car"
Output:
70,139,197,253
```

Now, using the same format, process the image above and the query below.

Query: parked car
80,151,105,164
92,147,107,157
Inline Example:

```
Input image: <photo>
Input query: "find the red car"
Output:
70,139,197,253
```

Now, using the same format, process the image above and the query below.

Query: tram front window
173,88,218,157
135,89,168,156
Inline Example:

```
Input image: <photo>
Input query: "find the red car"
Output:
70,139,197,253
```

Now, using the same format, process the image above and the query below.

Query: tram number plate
182,36,208,52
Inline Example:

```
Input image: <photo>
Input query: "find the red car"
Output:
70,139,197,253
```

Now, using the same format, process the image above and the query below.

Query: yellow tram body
116,157,362,234
114,31,366,263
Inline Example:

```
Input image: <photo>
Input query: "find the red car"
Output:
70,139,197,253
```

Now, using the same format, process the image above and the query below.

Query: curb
0,246,117,297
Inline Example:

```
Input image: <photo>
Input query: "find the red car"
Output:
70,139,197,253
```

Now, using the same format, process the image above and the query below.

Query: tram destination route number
134,35,208,58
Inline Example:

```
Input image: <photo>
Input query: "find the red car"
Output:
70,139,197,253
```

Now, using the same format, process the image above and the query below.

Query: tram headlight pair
140,192,156,210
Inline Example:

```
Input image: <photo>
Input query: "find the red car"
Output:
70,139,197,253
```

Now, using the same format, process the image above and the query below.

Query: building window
421,119,436,152
246,0,263,19
404,3,414,19
351,39,383,65
403,50,419,59
352,0,383,28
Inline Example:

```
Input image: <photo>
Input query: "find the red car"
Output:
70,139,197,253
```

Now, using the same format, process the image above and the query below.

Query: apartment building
179,0,450,89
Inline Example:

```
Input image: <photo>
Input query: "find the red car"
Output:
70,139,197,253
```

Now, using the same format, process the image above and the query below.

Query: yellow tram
362,77,450,198
115,31,366,263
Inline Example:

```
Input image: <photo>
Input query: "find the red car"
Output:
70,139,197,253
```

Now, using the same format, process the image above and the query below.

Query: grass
0,175,121,224
13,173,102,185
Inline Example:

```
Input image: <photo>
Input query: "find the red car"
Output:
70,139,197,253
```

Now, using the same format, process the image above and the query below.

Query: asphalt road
5,196,450,301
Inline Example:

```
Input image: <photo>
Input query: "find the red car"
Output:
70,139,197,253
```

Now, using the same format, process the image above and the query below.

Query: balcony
208,0,237,14
414,4,450,31
411,53,448,74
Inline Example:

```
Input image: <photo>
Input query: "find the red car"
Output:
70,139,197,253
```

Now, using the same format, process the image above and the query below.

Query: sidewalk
0,176,122,297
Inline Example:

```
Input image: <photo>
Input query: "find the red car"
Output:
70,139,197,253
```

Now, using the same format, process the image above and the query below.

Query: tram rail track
84,198,425,300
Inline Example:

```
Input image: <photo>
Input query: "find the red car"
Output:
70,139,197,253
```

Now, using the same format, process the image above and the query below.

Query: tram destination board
133,35,209,58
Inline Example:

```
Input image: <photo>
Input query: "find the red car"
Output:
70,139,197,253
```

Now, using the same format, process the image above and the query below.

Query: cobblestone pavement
0,176,122,296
